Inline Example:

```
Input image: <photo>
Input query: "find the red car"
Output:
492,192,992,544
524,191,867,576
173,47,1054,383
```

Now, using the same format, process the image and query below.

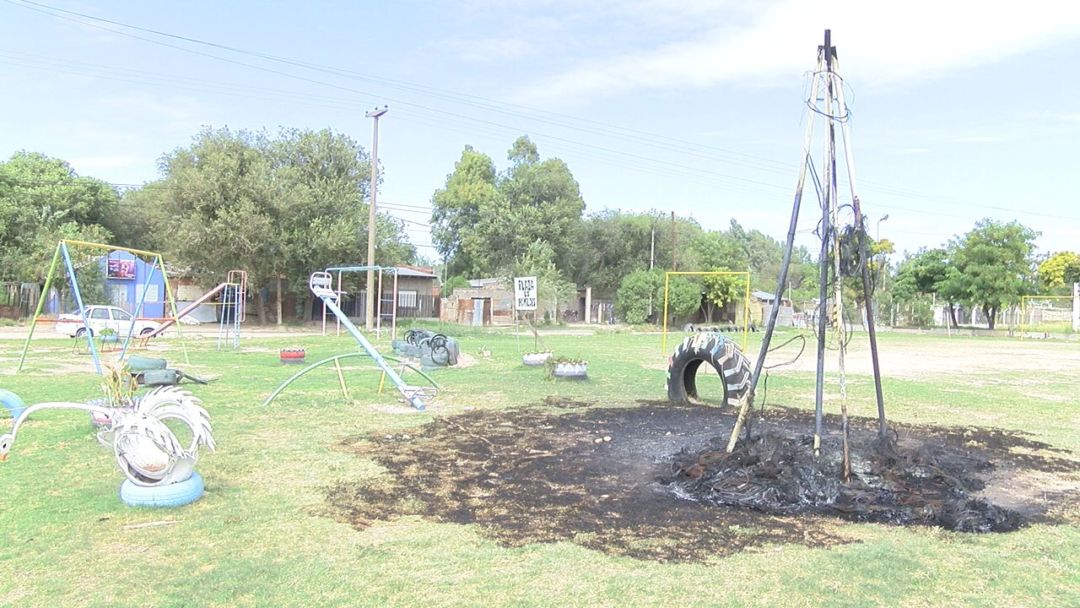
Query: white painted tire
120,472,205,508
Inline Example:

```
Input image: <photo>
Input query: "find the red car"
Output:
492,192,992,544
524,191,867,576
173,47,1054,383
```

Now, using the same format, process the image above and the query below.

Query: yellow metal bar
60,239,163,258
156,254,189,364
334,358,350,399
661,272,671,354
16,243,62,373
742,274,751,351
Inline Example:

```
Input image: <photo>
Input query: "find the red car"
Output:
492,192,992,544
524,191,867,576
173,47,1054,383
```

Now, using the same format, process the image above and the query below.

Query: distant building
441,278,515,326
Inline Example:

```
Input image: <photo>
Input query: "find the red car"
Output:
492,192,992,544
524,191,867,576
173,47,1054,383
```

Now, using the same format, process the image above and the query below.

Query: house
101,251,168,318
746,290,794,327
311,265,441,321
441,278,515,326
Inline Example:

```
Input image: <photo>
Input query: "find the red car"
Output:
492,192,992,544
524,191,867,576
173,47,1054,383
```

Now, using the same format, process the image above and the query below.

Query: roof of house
394,266,438,279
752,290,776,301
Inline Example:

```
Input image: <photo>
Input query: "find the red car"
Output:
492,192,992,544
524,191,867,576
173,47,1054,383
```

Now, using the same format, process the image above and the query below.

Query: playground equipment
17,240,188,375
145,269,247,350
392,329,460,367
666,332,752,407
307,271,427,410
320,266,401,340
661,271,751,354
0,386,215,507
1018,293,1078,336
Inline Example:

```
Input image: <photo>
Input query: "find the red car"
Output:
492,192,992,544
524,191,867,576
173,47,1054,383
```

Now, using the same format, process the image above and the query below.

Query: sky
1,0,1079,264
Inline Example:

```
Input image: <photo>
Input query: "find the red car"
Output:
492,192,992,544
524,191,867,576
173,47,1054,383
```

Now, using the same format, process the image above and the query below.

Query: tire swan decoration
0,387,215,507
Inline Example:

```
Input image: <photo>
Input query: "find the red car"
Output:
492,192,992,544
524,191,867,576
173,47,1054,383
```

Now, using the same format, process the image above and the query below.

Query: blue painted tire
120,472,205,508
0,389,26,420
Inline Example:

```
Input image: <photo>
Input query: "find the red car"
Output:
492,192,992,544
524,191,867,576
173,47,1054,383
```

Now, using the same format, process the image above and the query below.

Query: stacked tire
666,333,752,407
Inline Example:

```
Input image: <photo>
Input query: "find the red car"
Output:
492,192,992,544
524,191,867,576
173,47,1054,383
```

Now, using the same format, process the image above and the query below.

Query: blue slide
309,272,426,410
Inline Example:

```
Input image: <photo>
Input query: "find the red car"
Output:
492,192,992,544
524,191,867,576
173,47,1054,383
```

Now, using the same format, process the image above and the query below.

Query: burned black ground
321,400,1079,562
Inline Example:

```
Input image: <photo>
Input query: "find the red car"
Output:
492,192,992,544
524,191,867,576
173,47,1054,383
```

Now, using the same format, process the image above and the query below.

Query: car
55,305,163,339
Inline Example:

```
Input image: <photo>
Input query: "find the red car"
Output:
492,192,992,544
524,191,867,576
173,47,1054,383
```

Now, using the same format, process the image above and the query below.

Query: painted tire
120,472,205,508
666,333,751,407
280,349,306,364
0,389,26,420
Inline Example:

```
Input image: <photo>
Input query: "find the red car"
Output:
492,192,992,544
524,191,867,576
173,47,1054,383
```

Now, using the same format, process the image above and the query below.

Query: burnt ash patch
320,401,1078,562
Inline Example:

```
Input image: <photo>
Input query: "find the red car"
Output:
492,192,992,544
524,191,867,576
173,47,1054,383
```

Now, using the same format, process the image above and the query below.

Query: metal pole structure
661,272,671,354
365,106,388,331
16,243,61,373
120,256,159,361
336,270,343,337
739,49,824,445
156,253,189,364
813,34,832,456
60,242,102,375
824,41,852,480
376,268,384,338
834,53,888,439
392,270,399,341
670,211,677,271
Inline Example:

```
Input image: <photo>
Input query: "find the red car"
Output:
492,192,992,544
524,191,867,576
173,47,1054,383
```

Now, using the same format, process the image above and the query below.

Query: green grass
1,328,1078,607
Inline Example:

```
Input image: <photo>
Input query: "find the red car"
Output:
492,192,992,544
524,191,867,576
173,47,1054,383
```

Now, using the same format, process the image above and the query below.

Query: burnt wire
756,334,808,415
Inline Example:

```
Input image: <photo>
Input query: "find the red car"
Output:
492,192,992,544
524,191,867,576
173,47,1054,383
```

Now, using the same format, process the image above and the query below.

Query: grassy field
1,326,1078,607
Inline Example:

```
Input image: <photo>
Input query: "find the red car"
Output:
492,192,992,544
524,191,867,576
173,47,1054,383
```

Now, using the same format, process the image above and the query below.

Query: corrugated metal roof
394,266,438,278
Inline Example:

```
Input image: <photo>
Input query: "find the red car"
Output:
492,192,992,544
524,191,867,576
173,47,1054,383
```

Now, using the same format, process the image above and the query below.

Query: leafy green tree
950,219,1038,329
431,146,498,276
150,127,414,323
615,269,663,324
1037,251,1080,291
701,270,742,322
431,137,585,278
664,276,702,324
441,275,469,297
0,152,120,281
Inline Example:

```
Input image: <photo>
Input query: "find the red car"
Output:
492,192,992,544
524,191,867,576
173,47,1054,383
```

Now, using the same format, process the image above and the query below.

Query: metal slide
308,272,426,410
145,283,228,339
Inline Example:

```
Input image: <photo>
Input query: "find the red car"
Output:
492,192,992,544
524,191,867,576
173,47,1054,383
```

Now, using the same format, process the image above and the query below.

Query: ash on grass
322,400,1078,562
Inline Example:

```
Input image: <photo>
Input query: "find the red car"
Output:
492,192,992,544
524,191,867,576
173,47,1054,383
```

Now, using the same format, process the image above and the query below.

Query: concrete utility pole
365,106,388,331
670,211,677,271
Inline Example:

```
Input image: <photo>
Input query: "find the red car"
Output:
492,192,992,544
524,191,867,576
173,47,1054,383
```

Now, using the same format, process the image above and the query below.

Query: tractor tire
666,333,751,407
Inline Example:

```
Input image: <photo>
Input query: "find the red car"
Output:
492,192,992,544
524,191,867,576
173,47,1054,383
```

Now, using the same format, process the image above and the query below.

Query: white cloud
951,135,1004,144
69,154,143,174
514,0,1080,103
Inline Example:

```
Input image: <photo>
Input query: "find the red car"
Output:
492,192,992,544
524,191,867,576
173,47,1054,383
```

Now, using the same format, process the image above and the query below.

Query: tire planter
522,352,553,366
666,333,751,407
552,362,588,379
280,348,306,364
0,389,26,421
120,472,205,508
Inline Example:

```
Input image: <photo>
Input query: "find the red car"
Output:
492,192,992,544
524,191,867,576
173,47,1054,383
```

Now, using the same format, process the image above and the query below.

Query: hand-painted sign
514,276,537,311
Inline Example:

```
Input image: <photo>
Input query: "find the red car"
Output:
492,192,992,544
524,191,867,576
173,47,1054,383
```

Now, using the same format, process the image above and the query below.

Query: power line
5,0,1062,223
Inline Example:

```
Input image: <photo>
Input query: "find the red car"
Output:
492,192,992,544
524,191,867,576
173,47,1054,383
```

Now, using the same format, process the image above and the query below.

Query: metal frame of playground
17,239,248,374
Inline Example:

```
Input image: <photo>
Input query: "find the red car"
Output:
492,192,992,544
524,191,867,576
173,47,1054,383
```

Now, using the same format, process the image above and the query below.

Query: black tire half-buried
666,333,751,407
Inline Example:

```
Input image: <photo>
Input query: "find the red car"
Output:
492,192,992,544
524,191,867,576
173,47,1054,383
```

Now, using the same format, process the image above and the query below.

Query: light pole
365,106,388,331
875,213,889,241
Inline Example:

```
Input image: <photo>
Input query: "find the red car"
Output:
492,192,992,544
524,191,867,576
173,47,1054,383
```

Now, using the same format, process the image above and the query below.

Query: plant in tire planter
522,351,553,366
546,356,588,379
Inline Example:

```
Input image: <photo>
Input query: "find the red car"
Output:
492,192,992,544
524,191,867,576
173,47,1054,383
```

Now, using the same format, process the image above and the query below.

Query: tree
701,270,742,322
1037,251,1080,291
431,137,585,278
894,248,954,327
615,269,663,324
151,127,414,323
950,219,1038,329
0,152,120,281
431,146,498,276
664,276,702,324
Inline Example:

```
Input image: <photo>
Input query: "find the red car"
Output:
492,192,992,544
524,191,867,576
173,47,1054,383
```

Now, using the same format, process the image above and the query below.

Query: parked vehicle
55,306,162,338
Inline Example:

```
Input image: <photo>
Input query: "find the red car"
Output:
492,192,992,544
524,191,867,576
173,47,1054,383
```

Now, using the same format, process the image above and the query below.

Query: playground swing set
17,240,251,375
17,240,189,375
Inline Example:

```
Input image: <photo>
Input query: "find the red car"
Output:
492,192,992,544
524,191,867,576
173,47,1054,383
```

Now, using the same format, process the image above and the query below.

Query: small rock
594,438,604,444
603,436,612,442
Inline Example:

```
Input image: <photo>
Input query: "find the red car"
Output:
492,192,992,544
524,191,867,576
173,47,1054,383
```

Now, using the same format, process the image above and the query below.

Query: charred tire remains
667,333,751,407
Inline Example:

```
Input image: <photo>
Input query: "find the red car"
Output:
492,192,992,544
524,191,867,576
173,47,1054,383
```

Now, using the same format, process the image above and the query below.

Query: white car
56,306,162,339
